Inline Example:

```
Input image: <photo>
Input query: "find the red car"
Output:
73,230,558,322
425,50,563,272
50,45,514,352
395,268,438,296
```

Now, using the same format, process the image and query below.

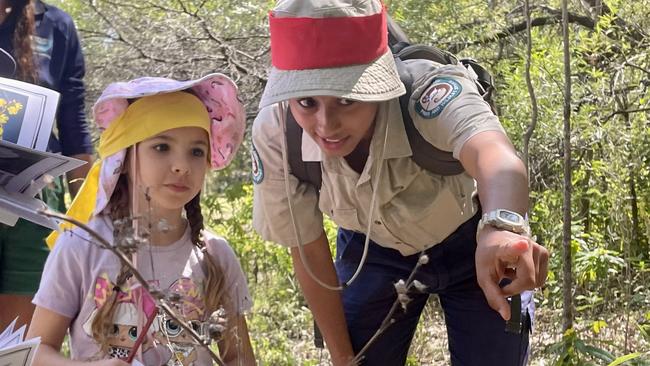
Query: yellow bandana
46,91,210,248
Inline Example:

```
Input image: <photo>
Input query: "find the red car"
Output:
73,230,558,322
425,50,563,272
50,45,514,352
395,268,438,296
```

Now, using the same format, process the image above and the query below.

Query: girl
26,74,255,365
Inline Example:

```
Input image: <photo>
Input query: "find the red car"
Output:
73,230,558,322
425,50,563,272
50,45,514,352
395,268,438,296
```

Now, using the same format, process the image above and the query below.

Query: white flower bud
411,280,427,293
398,293,411,311
394,279,407,294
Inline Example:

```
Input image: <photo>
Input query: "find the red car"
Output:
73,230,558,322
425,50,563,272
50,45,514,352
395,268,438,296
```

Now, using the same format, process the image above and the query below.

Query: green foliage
549,328,650,366
574,247,625,286
202,183,309,363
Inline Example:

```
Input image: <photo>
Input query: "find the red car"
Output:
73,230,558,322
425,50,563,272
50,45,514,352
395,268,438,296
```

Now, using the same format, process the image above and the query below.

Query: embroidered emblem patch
251,144,264,184
32,35,53,59
415,78,462,119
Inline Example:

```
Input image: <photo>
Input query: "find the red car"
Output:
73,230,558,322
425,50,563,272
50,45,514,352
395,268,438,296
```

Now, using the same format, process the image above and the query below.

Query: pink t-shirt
33,215,252,365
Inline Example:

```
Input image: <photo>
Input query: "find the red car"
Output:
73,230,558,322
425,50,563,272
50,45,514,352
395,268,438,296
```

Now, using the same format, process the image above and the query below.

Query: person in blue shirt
0,0,93,330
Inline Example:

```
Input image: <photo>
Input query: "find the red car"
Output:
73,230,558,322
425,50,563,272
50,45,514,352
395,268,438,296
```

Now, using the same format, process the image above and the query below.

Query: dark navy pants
335,213,533,366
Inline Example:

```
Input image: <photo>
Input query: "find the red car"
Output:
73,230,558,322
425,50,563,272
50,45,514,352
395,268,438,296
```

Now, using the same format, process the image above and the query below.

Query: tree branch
580,0,648,43
447,12,594,53
181,8,268,83
86,0,174,64
604,107,650,121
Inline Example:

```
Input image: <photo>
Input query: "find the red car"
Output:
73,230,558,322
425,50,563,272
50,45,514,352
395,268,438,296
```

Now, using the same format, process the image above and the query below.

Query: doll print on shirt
153,277,204,366
83,275,206,365
82,275,157,359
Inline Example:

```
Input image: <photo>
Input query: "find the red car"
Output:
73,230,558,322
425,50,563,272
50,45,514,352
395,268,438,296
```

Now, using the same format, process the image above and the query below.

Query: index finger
533,243,550,286
501,248,537,296
478,276,511,321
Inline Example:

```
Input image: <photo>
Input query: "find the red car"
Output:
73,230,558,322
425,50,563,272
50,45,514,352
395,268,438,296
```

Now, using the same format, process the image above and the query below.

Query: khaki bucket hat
259,0,406,108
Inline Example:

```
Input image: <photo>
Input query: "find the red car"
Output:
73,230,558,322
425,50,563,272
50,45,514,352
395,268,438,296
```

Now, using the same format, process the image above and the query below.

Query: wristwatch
477,209,530,237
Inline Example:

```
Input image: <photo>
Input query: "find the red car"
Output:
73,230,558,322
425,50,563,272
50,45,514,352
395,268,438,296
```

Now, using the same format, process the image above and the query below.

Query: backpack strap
393,56,465,176
392,43,458,66
286,106,323,190
459,58,496,114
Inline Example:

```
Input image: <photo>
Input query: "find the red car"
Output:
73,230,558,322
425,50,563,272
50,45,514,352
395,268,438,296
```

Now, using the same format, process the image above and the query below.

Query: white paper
0,318,18,348
0,140,85,229
0,76,60,152
0,320,40,366
0,205,19,226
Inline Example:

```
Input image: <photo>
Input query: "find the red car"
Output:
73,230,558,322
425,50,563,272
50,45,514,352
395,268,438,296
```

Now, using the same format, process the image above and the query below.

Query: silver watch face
498,210,523,225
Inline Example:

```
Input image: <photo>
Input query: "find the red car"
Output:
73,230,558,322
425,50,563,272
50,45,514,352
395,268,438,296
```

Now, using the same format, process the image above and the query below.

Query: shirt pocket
331,207,363,232
383,180,466,249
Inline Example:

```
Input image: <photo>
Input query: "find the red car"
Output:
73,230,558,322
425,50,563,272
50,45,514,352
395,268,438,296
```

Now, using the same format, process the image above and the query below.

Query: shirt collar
34,0,46,16
371,99,412,159
301,99,412,162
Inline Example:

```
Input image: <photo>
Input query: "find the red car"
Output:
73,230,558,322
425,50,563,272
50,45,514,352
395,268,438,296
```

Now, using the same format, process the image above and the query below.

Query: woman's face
288,96,378,158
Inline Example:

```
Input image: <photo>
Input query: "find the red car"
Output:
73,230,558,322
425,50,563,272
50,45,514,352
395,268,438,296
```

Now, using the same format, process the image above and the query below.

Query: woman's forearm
290,233,354,366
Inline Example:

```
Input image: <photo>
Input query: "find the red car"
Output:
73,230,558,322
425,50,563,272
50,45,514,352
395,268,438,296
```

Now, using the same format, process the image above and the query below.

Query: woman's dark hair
7,0,37,83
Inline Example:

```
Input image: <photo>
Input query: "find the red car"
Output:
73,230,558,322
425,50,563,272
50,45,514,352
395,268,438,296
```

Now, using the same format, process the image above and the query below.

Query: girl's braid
11,0,37,83
184,193,226,316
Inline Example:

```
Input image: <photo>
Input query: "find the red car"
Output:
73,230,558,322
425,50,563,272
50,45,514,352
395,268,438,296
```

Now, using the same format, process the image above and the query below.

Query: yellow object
46,91,210,248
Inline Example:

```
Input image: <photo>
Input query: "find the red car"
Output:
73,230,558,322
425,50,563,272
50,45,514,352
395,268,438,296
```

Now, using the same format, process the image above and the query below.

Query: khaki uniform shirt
252,61,505,256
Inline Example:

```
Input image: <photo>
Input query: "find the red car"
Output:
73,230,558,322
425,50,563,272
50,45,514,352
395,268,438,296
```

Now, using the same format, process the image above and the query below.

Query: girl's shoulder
200,230,245,273
200,230,252,312
201,230,236,258
52,215,114,254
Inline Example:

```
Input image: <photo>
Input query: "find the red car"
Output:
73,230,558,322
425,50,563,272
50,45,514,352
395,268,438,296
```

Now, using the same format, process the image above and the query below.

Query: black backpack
286,19,497,190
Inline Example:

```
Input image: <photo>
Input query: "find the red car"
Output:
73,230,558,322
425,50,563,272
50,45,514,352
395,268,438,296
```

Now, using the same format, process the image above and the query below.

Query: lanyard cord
279,102,389,291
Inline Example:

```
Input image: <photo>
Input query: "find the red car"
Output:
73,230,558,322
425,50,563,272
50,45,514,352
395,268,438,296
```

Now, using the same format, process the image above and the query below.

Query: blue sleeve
56,17,93,157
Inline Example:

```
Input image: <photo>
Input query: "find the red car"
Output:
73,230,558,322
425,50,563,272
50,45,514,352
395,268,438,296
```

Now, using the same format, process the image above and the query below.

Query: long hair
184,193,227,315
90,149,230,354
8,0,37,83
185,192,232,353
90,173,133,353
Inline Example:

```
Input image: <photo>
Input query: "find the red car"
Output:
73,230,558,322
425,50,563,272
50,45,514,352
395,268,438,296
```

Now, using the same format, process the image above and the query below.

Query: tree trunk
522,0,538,184
561,0,574,332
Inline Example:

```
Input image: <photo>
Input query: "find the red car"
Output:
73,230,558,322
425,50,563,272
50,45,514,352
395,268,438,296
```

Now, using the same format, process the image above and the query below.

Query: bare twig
86,0,180,64
625,63,650,76
446,12,595,53
604,107,650,121
350,253,430,365
445,3,648,54
177,8,268,82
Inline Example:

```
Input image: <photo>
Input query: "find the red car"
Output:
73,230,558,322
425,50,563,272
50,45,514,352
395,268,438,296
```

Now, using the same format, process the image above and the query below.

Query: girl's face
288,96,378,158
130,126,209,212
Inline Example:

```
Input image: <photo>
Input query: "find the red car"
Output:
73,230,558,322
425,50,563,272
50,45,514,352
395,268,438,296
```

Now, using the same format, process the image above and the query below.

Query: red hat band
269,6,388,71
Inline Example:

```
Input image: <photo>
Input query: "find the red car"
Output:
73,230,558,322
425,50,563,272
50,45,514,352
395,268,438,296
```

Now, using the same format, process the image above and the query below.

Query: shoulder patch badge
415,78,462,119
251,144,264,184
